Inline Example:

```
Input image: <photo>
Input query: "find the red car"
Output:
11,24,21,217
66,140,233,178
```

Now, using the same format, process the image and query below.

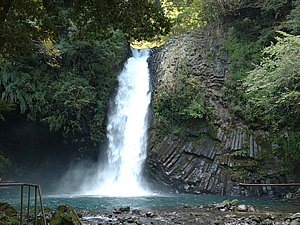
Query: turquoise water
1,186,299,212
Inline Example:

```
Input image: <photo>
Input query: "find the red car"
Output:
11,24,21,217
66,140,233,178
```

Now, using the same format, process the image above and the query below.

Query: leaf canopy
0,0,171,60
244,31,300,129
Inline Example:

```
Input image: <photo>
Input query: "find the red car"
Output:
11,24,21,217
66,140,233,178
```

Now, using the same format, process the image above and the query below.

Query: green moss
253,216,261,222
50,203,81,225
0,202,17,217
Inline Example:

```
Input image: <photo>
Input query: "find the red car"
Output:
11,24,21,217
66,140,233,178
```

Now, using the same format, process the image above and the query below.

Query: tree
244,31,300,129
0,0,68,60
70,0,171,42
0,0,171,60
0,29,129,157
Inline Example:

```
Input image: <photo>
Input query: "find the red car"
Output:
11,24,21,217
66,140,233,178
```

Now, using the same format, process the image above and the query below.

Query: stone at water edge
0,202,17,217
289,213,300,220
113,208,122,214
215,200,231,210
237,204,248,212
247,205,256,212
132,209,142,215
230,199,239,206
50,203,81,225
120,205,130,212
146,211,156,217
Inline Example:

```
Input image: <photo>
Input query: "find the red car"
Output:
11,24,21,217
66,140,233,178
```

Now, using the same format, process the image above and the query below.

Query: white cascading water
92,48,151,196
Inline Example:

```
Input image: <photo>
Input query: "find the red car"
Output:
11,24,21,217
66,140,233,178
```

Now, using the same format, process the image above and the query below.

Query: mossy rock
0,202,17,217
50,203,81,225
231,199,239,206
38,206,51,214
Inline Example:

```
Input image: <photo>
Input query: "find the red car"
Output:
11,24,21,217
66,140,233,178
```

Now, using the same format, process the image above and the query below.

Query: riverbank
77,203,300,225
1,200,300,224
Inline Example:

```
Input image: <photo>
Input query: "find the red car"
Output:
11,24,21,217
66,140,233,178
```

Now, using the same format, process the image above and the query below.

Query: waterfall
92,48,151,196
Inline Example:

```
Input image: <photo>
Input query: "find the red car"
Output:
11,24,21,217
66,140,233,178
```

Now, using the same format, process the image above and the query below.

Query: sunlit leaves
70,0,171,43
244,31,300,129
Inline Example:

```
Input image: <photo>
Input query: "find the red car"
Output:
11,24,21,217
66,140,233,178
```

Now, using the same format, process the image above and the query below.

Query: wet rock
146,211,156,217
120,205,130,212
132,209,142,215
264,213,275,220
230,199,239,206
247,205,256,212
285,189,300,204
113,208,122,214
215,200,230,210
237,204,247,212
50,203,81,225
289,213,300,220
213,219,224,224
126,216,136,223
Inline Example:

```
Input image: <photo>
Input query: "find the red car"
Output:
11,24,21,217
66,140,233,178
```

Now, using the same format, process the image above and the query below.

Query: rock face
146,25,300,196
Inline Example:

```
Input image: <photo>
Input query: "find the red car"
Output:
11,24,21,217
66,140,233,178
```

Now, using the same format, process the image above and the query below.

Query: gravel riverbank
77,203,300,225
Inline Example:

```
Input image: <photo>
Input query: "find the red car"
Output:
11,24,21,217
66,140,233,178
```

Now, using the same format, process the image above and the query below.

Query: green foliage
272,131,300,171
218,2,300,170
152,58,208,137
286,0,300,34
0,99,15,121
244,32,300,130
232,149,248,158
0,0,69,61
160,0,224,40
0,29,128,156
1,0,170,61
70,0,171,43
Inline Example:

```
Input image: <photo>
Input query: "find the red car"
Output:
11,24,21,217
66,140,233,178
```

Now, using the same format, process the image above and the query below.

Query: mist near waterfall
58,48,151,197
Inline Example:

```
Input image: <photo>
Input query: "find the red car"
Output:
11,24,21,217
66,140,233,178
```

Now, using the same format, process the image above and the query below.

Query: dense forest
0,0,300,178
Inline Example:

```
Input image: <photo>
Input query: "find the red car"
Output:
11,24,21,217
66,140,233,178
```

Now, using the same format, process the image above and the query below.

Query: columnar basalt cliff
146,25,299,197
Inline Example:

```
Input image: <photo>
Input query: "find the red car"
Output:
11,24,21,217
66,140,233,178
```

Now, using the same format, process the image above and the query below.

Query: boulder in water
50,203,81,225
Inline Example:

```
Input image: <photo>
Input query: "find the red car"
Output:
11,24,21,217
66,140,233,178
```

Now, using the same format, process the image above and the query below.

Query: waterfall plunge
91,48,151,196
